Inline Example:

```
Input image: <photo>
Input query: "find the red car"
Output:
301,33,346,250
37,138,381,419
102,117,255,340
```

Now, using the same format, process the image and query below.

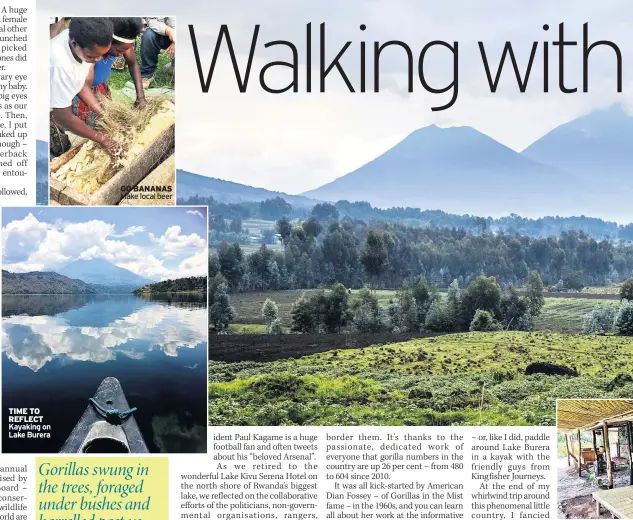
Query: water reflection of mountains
2,293,206,317
2,294,207,372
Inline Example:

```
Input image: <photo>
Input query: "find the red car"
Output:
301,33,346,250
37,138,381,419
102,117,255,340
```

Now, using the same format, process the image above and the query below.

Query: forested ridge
178,194,633,240
133,276,208,294
209,217,633,293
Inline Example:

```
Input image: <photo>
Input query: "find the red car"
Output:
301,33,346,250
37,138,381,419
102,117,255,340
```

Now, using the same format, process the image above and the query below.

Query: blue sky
2,207,208,280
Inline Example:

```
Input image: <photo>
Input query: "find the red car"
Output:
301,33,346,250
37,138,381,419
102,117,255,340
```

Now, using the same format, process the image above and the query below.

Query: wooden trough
49,123,175,206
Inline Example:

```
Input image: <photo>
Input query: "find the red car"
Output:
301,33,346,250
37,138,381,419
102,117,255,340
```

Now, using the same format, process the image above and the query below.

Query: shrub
615,303,633,336
621,278,633,302
266,318,284,335
262,298,279,324
583,307,617,335
516,313,533,332
425,298,454,332
469,309,499,332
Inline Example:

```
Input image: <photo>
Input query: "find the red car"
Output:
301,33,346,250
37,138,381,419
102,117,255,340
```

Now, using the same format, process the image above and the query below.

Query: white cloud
113,225,146,238
186,210,205,218
2,214,207,281
149,225,207,258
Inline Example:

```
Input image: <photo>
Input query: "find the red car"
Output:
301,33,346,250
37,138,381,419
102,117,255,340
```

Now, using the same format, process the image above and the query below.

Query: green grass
242,219,276,234
209,331,633,426
534,298,619,333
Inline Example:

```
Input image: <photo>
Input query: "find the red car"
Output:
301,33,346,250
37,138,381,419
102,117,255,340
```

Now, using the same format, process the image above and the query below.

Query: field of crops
209,331,633,426
534,297,620,333
231,289,397,326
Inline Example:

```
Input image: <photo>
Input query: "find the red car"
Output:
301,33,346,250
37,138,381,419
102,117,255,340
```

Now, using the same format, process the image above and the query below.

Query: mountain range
177,103,633,221
2,259,156,295
2,270,100,295
58,258,155,290
176,171,319,208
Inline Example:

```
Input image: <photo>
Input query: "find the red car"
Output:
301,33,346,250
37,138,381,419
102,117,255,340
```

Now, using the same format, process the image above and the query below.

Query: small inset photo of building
557,399,633,519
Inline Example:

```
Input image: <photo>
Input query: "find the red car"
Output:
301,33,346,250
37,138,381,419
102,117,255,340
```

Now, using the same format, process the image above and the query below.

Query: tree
209,282,235,331
229,216,242,233
267,318,284,335
525,271,545,316
412,276,431,324
350,288,384,332
424,297,455,332
311,203,339,222
460,276,501,325
615,303,633,336
290,293,315,333
499,287,529,330
302,217,323,238
217,242,245,290
276,217,293,246
361,229,388,291
469,310,498,332
323,283,350,333
620,278,633,302
260,197,292,220
262,298,279,324
389,286,419,332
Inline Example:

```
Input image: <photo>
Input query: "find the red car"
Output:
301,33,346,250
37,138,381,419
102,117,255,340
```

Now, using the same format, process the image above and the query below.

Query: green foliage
312,203,339,222
350,288,385,333
583,307,617,335
290,293,314,333
469,310,499,332
361,229,388,289
615,303,633,336
260,197,291,220
461,276,501,325
388,286,420,333
209,282,235,331
302,217,322,238
424,297,455,332
261,298,279,324
276,217,293,246
525,271,545,316
266,318,284,335
621,278,633,302
229,216,242,234
209,331,633,426
499,288,529,330
134,276,207,294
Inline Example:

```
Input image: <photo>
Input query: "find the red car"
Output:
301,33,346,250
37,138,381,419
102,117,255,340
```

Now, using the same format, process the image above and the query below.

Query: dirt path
557,456,629,518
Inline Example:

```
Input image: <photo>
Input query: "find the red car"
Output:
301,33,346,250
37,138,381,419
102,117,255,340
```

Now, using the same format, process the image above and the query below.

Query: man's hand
166,42,175,59
134,97,147,109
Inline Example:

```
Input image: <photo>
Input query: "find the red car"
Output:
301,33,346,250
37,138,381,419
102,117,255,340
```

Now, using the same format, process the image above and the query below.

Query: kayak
59,377,149,453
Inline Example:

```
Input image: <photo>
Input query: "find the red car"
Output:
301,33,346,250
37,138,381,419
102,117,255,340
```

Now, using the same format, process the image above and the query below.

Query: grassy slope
209,331,633,426
534,298,620,333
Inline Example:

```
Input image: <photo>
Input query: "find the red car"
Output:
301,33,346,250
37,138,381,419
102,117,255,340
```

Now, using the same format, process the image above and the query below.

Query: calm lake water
2,294,207,454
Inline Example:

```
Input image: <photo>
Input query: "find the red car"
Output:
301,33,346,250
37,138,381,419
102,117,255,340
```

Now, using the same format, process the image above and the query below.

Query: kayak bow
60,377,149,453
